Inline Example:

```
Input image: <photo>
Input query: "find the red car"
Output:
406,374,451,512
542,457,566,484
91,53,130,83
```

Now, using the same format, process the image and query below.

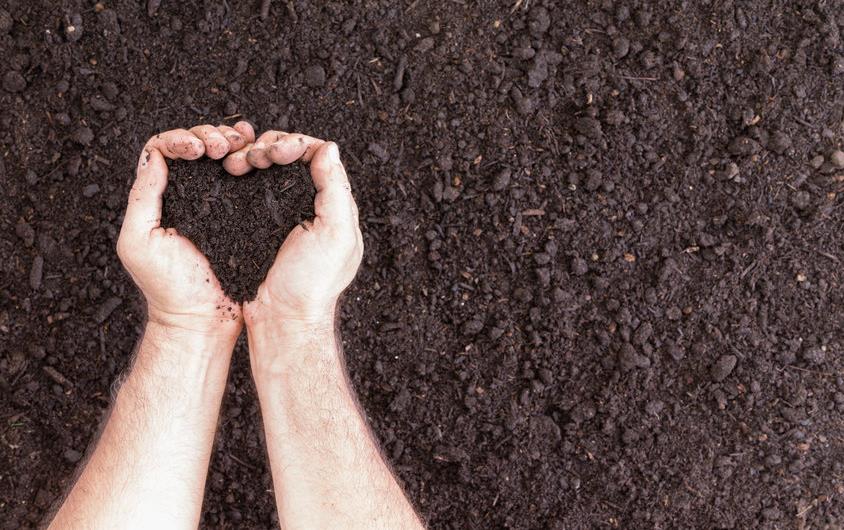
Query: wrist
146,306,243,342
141,320,239,363
247,316,340,381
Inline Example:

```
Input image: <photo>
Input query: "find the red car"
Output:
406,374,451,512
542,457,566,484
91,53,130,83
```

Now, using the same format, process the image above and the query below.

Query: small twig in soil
230,454,257,470
278,180,296,194
616,75,658,81
43,366,73,388
285,0,298,22
815,249,840,263
260,0,271,20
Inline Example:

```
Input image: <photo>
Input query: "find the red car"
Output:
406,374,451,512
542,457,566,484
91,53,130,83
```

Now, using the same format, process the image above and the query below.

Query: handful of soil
161,159,315,301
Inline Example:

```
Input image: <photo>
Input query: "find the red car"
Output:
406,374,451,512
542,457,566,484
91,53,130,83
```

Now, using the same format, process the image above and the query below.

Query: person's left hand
117,122,255,337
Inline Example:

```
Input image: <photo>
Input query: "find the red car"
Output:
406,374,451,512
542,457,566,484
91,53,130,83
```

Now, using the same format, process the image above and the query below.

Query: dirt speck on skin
162,159,314,302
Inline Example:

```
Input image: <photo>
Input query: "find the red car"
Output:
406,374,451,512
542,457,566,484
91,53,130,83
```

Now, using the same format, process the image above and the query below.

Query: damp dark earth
162,160,314,301
2,1,844,528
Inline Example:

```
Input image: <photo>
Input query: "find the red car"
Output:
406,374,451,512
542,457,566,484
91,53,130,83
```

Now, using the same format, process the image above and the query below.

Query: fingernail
328,142,341,163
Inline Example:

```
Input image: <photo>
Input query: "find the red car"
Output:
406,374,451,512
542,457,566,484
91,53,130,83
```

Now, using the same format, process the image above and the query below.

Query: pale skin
48,125,423,529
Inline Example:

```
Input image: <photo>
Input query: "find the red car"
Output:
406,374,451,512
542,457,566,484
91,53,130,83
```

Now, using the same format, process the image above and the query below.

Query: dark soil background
1,0,843,528
162,160,314,301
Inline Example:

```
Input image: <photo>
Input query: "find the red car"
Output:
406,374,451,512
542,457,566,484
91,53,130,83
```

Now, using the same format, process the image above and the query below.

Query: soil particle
82,184,100,198
492,168,511,191
728,136,761,156
15,219,35,247
3,71,26,93
633,321,653,345
304,65,326,88
73,127,95,146
573,117,602,139
711,355,738,382
828,149,844,168
528,7,551,36
571,256,589,276
802,345,826,364
368,142,389,162
414,37,435,53
29,256,44,290
94,297,123,324
584,169,602,192
461,319,484,336
612,36,630,59
619,343,651,370
768,131,791,154
62,449,82,464
64,14,83,43
0,9,11,33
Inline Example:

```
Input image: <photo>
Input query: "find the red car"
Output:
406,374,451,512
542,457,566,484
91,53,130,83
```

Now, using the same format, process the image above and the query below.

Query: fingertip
206,132,230,160
326,142,341,162
188,137,206,159
246,143,272,169
234,121,256,143
223,152,253,176
224,131,243,147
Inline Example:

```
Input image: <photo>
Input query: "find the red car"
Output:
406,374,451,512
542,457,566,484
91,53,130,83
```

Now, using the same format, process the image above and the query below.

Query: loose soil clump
162,160,314,301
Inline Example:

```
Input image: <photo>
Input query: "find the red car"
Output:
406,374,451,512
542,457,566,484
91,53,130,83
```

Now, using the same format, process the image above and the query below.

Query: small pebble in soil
3,70,26,93
82,184,100,198
571,257,589,276
492,168,511,191
711,354,737,382
94,297,123,324
29,255,44,290
63,449,83,463
0,9,12,34
304,65,326,88
64,14,83,42
828,150,844,168
73,127,95,146
802,345,826,365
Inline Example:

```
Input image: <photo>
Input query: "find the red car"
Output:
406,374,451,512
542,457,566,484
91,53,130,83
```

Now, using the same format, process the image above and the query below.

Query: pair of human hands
117,122,363,339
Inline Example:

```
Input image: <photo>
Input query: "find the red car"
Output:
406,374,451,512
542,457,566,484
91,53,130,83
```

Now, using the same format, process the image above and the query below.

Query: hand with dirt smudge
241,133,363,326
117,122,256,334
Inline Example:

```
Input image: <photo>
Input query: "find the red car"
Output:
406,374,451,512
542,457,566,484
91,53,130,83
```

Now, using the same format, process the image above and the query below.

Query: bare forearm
248,318,423,530
50,322,236,530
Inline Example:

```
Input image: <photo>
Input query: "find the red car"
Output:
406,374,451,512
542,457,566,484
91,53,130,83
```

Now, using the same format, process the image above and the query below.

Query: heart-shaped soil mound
161,159,315,302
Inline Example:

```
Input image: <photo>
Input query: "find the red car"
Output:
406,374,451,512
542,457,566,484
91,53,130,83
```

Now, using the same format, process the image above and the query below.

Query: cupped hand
117,122,256,336
242,132,363,327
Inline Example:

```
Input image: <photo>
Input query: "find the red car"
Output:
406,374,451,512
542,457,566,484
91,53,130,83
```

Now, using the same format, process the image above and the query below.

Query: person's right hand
242,132,363,327
117,122,256,336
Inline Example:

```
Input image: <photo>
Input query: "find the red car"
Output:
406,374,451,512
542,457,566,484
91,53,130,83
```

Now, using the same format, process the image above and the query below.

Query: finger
223,143,254,176
309,142,355,226
123,147,169,239
145,129,205,160
246,130,285,169
266,133,325,165
217,125,249,152
233,121,256,143
189,125,230,160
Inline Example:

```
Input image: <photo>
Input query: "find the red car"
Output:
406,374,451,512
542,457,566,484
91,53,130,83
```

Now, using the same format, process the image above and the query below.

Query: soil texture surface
2,0,844,529
162,160,314,301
